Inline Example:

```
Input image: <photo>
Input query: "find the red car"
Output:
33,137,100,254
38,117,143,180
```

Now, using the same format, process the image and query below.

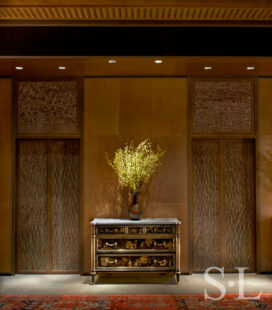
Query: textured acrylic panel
192,140,221,271
16,140,48,272
17,81,79,134
224,140,255,270
51,140,80,271
193,80,253,134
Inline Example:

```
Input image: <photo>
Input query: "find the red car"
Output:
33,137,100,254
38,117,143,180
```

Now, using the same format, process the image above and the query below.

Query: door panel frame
189,78,257,274
15,138,81,273
13,78,83,274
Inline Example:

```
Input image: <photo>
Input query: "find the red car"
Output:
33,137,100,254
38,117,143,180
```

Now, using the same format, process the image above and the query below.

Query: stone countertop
90,218,181,225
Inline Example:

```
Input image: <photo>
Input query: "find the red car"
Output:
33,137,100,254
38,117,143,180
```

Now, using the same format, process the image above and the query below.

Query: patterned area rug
0,294,271,309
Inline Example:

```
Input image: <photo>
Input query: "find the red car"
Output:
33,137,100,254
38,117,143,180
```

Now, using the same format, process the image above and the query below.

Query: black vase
128,192,142,220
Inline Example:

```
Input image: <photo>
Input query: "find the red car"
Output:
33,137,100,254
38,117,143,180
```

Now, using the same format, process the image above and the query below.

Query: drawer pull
153,258,168,266
154,241,166,247
153,228,166,233
105,242,118,247
106,259,118,265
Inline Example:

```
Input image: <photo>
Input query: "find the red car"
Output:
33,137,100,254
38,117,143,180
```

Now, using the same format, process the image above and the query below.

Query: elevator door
16,139,80,273
192,139,255,272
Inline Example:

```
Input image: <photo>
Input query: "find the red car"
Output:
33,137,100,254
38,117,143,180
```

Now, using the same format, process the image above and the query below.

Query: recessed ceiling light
15,66,23,70
247,66,255,70
58,66,66,70
154,60,163,64
108,59,116,64
204,66,212,70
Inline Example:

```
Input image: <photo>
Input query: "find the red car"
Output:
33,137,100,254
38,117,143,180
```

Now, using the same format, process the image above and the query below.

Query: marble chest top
90,218,181,225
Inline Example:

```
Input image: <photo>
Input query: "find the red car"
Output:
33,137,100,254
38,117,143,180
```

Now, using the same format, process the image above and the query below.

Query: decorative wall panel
193,80,253,134
51,140,80,271
16,140,48,272
224,140,255,270
17,81,79,135
192,140,221,271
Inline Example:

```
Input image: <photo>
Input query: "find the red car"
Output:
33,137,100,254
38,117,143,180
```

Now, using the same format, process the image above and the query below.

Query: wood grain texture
51,140,80,272
259,78,272,272
192,80,254,135
0,79,12,273
84,78,188,273
119,79,152,136
192,139,221,271
224,140,255,270
16,140,48,272
17,80,80,135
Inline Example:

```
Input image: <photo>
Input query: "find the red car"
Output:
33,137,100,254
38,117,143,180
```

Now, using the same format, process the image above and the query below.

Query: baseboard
0,273,12,276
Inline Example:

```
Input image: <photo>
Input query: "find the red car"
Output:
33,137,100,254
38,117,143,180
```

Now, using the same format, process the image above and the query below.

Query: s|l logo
204,266,263,301
204,267,226,301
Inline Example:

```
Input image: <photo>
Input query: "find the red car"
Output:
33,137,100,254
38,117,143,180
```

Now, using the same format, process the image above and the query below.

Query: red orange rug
0,294,271,309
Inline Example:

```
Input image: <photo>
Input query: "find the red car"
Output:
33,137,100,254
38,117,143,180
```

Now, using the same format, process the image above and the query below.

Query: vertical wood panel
119,79,153,136
51,140,80,271
16,140,48,272
84,78,188,273
192,139,221,271
0,79,12,273
224,140,255,270
259,78,272,272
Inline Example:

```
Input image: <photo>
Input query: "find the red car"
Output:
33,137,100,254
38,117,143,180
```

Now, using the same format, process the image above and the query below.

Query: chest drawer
97,237,175,251
96,226,125,235
97,254,175,269
146,226,175,234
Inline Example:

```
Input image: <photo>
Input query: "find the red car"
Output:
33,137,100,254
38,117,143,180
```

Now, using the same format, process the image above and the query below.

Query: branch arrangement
106,140,165,193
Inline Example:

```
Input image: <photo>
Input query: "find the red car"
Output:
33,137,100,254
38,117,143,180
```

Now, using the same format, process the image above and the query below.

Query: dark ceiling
0,27,271,56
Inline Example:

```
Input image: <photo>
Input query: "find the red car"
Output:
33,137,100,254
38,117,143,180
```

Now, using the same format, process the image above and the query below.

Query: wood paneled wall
259,78,272,272
0,79,12,274
0,75,271,275
84,78,188,273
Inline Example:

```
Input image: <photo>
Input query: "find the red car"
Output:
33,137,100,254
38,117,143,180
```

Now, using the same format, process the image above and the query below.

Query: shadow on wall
90,180,129,219
90,172,159,219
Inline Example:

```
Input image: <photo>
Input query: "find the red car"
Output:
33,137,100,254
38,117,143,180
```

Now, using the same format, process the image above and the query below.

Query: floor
0,273,271,295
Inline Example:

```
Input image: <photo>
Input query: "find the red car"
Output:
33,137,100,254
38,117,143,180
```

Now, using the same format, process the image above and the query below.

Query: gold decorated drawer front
128,227,144,234
97,226,125,235
146,226,175,234
97,238,175,251
97,254,175,269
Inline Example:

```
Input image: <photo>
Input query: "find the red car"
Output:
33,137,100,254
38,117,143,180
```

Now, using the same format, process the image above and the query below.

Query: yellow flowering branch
106,140,165,193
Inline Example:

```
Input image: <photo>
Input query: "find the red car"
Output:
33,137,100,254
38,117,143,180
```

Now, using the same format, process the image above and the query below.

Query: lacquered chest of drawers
90,218,181,284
